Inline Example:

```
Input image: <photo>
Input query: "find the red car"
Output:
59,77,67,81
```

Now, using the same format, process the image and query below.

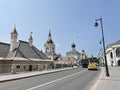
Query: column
112,47,117,66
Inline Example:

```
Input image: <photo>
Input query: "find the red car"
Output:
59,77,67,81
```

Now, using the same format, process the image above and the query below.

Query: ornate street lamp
94,17,110,77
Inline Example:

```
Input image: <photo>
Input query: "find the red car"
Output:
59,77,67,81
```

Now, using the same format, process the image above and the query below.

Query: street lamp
94,17,110,77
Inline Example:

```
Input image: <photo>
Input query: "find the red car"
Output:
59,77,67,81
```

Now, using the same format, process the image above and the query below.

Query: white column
112,48,117,66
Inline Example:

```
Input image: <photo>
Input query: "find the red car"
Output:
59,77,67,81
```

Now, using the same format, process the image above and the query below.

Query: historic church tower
44,30,56,59
44,30,55,57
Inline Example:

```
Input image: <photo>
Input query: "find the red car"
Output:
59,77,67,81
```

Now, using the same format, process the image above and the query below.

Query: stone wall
0,60,53,73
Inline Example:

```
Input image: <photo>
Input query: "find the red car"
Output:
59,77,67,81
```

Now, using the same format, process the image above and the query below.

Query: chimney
10,26,18,52
29,32,33,47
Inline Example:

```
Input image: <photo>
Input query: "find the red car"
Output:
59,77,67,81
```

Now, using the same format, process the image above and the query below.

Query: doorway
117,60,120,66
29,65,32,71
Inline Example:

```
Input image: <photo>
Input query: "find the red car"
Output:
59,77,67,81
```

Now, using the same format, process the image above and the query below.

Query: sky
0,0,120,57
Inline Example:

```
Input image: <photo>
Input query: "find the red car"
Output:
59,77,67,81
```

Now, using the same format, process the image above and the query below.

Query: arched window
46,47,49,53
110,52,113,58
52,47,54,53
116,47,120,57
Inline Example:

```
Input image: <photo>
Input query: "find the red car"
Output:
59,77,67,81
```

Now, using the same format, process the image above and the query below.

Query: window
110,52,113,58
16,65,20,69
52,47,54,53
24,66,26,69
46,47,49,53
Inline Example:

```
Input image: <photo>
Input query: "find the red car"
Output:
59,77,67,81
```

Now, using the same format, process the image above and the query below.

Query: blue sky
0,0,120,57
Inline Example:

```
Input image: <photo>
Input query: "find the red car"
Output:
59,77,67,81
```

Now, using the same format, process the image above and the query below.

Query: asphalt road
0,68,101,90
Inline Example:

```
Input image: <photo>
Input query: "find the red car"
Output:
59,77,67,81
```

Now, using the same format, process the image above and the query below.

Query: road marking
26,70,86,90
90,67,104,90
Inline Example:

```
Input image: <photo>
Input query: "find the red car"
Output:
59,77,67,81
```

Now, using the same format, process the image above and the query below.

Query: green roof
66,49,79,54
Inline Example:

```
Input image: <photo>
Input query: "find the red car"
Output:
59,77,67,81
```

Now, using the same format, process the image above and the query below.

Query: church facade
66,43,80,60
0,27,53,73
66,43,87,59
106,40,120,66
66,43,87,66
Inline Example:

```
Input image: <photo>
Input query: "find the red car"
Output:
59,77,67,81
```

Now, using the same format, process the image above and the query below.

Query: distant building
44,30,60,60
106,40,120,66
80,49,87,59
66,43,87,59
0,27,53,73
66,42,87,65
66,43,80,60
54,56,76,68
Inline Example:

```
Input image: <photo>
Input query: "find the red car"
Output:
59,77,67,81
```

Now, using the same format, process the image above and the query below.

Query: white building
66,42,87,66
66,43,80,60
66,43,87,60
106,40,120,66
0,27,53,73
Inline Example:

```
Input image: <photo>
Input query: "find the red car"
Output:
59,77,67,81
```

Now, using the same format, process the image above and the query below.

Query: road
0,68,101,90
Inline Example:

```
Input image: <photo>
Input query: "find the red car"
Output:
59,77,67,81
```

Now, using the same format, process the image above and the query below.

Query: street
0,68,101,90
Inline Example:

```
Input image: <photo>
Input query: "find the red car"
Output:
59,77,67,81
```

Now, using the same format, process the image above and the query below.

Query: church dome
71,43,76,48
82,49,85,53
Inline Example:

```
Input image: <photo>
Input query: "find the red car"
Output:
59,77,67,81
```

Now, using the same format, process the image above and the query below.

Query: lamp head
99,40,102,44
94,21,99,27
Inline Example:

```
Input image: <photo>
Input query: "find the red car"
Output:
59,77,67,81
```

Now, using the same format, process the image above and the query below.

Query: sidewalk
0,67,75,83
93,67,120,90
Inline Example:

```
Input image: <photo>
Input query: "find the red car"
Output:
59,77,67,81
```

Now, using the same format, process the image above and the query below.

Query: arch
117,60,120,66
116,47,120,57
46,47,49,53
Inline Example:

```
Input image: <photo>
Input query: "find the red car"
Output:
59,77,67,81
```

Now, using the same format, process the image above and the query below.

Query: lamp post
94,17,110,77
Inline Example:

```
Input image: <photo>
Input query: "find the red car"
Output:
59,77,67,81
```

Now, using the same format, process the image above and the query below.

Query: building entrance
29,65,32,71
117,60,120,66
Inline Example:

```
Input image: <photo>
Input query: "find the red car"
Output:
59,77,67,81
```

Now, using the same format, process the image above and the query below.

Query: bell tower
44,30,55,55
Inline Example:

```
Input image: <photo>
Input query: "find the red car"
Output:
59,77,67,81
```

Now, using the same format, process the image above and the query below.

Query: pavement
1,66,120,90
0,67,76,83
91,66,120,90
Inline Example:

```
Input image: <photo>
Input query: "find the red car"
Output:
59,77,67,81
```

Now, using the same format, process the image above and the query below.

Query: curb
0,68,77,83
90,67,104,90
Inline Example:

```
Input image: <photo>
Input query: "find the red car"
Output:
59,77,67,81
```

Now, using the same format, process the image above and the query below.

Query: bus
81,59,89,68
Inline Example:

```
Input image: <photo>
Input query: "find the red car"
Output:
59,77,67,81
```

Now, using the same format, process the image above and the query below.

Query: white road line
90,68,104,90
26,70,86,90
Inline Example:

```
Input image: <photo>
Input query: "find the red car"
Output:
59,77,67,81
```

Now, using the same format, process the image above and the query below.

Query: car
88,64,97,70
